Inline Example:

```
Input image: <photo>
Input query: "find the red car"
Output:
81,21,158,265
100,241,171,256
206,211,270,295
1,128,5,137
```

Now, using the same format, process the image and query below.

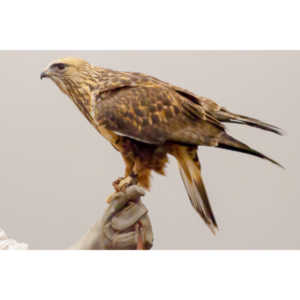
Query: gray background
0,51,298,249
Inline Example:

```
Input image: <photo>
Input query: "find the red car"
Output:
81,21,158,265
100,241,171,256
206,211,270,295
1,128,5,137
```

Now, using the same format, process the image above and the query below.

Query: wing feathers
218,132,283,168
96,85,222,146
215,109,284,135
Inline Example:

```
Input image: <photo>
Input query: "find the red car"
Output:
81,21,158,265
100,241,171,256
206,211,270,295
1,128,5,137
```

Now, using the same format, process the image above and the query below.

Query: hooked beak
40,71,49,80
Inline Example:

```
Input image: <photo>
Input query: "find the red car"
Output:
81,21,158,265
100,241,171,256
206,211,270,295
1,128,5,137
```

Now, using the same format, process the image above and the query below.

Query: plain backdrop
0,51,298,249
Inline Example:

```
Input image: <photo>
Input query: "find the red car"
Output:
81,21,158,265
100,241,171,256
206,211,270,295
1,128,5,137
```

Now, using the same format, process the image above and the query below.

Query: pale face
40,57,90,95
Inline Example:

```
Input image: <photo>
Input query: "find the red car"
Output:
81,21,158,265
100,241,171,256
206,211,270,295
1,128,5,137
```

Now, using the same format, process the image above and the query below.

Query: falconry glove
69,185,153,250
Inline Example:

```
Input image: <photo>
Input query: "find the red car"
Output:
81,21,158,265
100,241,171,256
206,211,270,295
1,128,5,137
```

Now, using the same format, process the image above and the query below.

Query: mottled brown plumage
41,57,283,233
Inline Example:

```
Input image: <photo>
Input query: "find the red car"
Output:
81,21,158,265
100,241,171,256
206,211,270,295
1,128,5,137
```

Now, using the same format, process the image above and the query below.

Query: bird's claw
107,180,145,204
112,177,124,192
113,176,135,192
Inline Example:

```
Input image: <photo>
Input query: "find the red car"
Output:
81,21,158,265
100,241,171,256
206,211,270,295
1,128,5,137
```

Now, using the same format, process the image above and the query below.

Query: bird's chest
69,90,119,147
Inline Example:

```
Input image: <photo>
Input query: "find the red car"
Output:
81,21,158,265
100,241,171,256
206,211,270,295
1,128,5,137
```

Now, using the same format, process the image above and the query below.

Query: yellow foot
108,176,137,203
118,176,135,191
113,176,136,192
112,177,124,192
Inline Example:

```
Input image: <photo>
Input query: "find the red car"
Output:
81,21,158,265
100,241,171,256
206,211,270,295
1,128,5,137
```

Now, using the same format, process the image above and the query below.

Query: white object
0,228,29,250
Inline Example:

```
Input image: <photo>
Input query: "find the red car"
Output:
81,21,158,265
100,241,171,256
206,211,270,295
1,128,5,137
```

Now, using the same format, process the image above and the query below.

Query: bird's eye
52,63,66,71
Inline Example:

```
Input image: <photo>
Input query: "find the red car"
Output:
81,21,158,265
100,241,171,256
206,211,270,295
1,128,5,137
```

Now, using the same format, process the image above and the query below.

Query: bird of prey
41,57,283,233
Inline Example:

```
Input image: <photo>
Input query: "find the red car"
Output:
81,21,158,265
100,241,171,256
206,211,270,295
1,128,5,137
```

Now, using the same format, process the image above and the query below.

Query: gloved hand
69,185,153,250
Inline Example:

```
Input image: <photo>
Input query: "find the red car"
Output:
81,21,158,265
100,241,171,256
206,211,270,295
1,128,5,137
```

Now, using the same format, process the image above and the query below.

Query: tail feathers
217,109,284,136
218,133,284,168
176,147,218,234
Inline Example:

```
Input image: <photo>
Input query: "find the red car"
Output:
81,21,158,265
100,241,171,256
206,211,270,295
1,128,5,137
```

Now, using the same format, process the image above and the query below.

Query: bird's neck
62,80,97,126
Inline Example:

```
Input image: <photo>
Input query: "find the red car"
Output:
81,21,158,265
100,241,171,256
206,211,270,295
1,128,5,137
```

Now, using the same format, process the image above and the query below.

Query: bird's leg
108,153,145,202
107,173,138,203
107,156,146,250
106,154,136,202
117,158,142,192
106,178,132,203
112,152,135,192
116,175,137,192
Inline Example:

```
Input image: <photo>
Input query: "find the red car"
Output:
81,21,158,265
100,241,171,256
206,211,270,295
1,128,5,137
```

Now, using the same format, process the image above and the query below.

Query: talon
113,177,124,192
118,176,135,192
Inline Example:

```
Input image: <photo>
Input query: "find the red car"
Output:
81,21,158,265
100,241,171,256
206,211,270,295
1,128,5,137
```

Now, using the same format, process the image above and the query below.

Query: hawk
41,57,283,233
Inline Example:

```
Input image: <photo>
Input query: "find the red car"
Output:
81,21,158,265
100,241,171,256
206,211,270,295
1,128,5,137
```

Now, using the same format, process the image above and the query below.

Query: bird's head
40,57,95,95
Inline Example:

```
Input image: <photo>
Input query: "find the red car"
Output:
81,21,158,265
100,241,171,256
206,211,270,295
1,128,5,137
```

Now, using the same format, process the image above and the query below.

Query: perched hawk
41,57,282,233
